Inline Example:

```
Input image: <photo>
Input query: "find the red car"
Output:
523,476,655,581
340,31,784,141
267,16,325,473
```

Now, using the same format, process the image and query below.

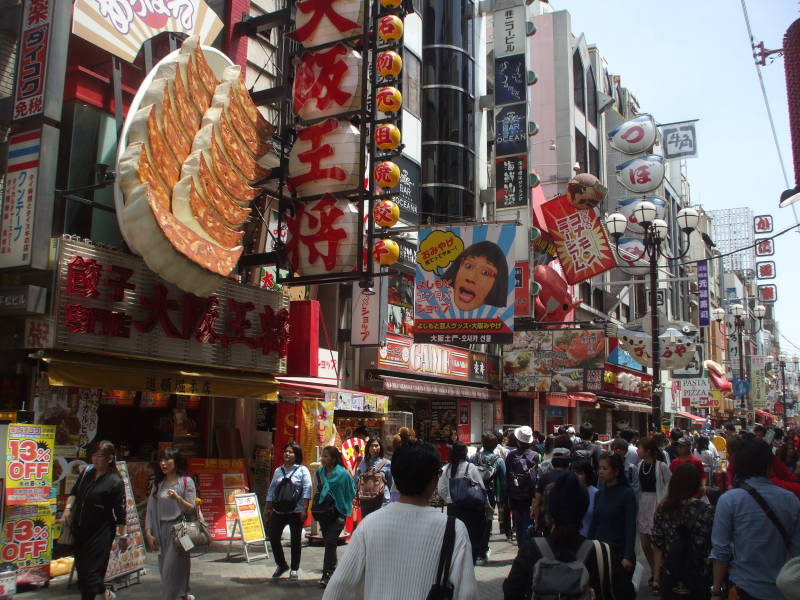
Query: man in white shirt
323,440,478,600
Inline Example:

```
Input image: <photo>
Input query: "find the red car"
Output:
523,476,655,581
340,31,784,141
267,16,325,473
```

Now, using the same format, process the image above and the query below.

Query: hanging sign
5,423,55,506
757,284,777,303
394,156,420,225
495,54,526,105
414,224,517,344
608,114,657,155
496,155,528,209
72,0,224,64
493,4,526,58
756,261,776,280
615,155,666,193
233,493,266,543
514,262,530,317
697,259,710,326
754,238,774,256
678,378,710,408
13,0,53,121
350,267,388,347
753,215,773,234
495,103,528,157
0,130,40,268
660,120,698,159
293,44,363,121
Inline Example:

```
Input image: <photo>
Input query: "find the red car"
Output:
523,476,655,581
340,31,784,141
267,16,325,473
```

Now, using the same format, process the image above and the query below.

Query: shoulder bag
171,476,211,549
426,516,456,600
57,466,94,548
311,470,338,522
739,481,791,552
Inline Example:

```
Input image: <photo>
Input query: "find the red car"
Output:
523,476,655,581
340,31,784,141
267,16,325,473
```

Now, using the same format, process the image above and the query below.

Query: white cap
514,426,534,444
567,426,576,434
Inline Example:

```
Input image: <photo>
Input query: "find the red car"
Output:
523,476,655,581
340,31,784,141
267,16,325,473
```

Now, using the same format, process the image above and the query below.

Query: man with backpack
573,423,602,477
532,447,572,537
470,431,507,564
506,426,539,546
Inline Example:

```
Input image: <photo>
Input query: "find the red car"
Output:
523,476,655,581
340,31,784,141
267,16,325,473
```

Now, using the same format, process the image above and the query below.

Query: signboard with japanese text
496,155,528,209
495,103,528,157
5,423,55,506
0,130,40,268
414,224,516,344
233,493,265,544
755,238,774,256
376,333,474,382
495,54,526,105
12,0,52,121
46,238,287,374
493,4,526,58
756,261,776,279
72,0,224,64
608,114,657,155
394,156,420,225
751,368,766,409
188,459,248,541
661,121,698,159
615,155,666,193
0,504,53,585
350,268,388,347
697,259,710,326
503,329,606,393
753,215,773,234
541,194,616,284
104,461,146,581
757,284,777,303
514,262,530,317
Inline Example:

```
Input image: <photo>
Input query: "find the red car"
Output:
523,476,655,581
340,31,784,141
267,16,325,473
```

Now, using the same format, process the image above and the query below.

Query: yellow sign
301,399,336,463
5,424,56,506
233,493,265,543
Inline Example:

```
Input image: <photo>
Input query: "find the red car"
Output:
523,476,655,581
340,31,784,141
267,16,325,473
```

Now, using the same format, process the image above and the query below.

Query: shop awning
614,400,653,414
44,352,278,401
380,376,501,401
547,393,596,408
755,409,778,422
676,411,705,423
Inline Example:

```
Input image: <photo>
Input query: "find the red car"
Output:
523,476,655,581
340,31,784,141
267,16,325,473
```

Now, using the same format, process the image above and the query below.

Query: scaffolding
708,207,756,275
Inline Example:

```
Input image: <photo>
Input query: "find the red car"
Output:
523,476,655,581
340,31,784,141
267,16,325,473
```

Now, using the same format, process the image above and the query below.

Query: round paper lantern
372,239,399,265
373,200,400,228
380,0,403,7
376,86,402,113
374,161,400,188
378,15,404,41
376,50,402,77
374,123,401,150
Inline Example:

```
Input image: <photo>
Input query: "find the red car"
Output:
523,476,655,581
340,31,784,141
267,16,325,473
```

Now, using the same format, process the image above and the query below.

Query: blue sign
732,376,750,398
495,103,527,157
495,54,526,105
697,259,709,326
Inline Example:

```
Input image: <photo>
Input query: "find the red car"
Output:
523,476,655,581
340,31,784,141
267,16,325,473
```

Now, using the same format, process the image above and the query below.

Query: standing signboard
414,224,516,344
187,459,249,541
104,461,146,582
226,492,269,563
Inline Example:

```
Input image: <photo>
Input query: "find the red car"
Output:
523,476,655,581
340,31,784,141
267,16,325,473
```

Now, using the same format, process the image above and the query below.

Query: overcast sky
554,0,800,358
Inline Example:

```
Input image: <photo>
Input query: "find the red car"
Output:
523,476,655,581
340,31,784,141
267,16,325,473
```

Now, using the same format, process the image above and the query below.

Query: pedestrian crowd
61,423,800,599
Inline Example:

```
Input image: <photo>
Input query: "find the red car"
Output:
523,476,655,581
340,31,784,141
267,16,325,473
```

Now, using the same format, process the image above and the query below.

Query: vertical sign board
697,260,710,326
350,266,389,346
0,131,40,268
496,155,528,209
660,121,699,159
514,262,530,316
12,0,53,121
394,156,420,225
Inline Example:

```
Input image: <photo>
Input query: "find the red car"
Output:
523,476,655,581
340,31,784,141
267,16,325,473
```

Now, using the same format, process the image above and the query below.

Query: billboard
414,224,516,344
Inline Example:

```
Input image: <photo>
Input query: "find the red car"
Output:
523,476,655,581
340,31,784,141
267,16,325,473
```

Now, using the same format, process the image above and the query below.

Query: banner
661,121,698,159
414,224,516,344
300,398,336,465
751,369,766,409
0,130,41,268
1,505,52,585
104,461,146,581
5,424,55,506
233,493,265,544
12,0,53,121
504,329,606,393
541,195,616,284
187,459,248,541
697,260,710,326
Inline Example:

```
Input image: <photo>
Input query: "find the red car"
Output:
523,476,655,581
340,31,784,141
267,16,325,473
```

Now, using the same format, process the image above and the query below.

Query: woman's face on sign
453,255,497,311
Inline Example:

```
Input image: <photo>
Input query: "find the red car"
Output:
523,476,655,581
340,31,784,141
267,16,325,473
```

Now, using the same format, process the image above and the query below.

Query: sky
553,0,800,356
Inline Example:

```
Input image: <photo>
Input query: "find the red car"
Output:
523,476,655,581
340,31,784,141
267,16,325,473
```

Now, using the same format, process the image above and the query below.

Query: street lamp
605,201,700,431
712,302,767,424
780,354,787,420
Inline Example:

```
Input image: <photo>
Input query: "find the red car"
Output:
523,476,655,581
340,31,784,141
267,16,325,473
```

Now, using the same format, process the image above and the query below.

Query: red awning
755,409,777,423
676,411,705,424
547,393,596,408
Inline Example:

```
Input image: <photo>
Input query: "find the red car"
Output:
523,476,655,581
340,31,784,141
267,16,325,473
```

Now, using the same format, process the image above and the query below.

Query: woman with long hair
652,463,715,598
315,445,356,587
354,437,392,518
145,447,196,600
636,436,672,591
265,442,311,581
504,471,614,599
437,441,489,563
777,440,799,474
63,440,127,600
589,452,638,600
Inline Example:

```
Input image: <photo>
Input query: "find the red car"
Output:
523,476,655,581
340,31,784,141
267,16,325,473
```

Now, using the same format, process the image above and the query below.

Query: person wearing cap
505,426,539,546
503,471,614,599
669,437,706,486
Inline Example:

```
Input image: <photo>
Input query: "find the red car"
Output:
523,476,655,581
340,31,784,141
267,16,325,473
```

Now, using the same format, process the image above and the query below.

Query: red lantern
288,118,361,197
372,239,399,265
377,15,404,41
374,161,400,188
373,200,400,228
374,123,401,150
376,86,402,113
376,50,402,78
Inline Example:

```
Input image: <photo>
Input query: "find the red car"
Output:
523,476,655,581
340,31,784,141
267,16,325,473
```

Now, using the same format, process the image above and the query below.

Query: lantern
288,118,361,197
615,155,666,194
372,239,399,265
291,0,364,48
376,50,402,78
608,114,657,155
374,123,401,150
293,45,363,121
377,15,404,41
374,161,400,188
376,86,402,113
373,200,400,228
380,0,403,7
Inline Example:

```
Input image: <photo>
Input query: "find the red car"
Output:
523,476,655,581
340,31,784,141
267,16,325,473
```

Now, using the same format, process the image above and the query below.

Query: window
586,68,597,126
422,88,474,145
580,283,591,305
422,144,475,190
423,0,474,51
423,47,474,93
575,128,587,175
593,288,604,313
572,51,585,112
589,144,599,178
403,51,422,118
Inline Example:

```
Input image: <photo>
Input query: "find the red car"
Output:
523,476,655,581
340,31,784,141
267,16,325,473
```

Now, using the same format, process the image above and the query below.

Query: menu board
105,461,146,581
429,400,457,443
233,493,265,543
188,459,248,541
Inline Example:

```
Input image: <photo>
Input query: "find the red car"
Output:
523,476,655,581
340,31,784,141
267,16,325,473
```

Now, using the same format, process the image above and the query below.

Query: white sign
678,378,710,407
661,121,698,159
493,5,527,58
317,349,340,385
0,130,41,268
350,269,388,347
615,155,666,193
608,114,657,155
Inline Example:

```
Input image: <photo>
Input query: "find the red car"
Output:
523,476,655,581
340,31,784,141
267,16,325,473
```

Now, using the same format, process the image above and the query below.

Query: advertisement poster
457,401,471,443
1,505,52,585
541,195,616,285
300,398,336,466
36,386,99,457
414,224,517,344
5,424,55,506
105,461,146,581
188,459,248,541
504,329,606,393
496,156,528,209
495,103,527,157
233,493,265,543
429,399,457,443
273,401,301,458
0,130,41,268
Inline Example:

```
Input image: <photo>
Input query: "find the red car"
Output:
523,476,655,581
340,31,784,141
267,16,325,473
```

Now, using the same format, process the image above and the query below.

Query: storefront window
403,50,422,118
573,50,585,113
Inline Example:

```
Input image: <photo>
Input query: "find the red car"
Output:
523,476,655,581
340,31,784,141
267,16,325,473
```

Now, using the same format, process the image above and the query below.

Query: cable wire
680,221,800,266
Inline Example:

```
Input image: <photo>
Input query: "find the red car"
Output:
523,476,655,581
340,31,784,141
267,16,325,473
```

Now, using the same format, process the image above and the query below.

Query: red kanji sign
293,44,355,117
757,284,777,303
291,0,360,44
755,238,774,256
756,260,776,280
284,195,349,272
753,215,773,234
287,119,348,190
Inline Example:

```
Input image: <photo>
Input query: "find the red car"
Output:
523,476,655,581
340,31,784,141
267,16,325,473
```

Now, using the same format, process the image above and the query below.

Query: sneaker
485,548,492,562
272,565,289,579
288,570,299,581
319,571,332,587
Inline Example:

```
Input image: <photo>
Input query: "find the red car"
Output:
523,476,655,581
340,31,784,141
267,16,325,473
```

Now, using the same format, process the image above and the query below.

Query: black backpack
272,466,300,514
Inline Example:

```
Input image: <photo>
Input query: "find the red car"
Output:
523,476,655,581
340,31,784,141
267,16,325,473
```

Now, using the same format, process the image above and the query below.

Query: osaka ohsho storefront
363,334,501,449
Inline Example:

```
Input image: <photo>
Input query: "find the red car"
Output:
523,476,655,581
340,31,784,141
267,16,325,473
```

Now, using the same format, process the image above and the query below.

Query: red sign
377,334,472,381
753,215,774,234
541,194,616,284
757,284,778,303
603,363,652,400
188,459,249,541
756,261,776,280
458,400,471,442
13,0,52,121
755,238,774,256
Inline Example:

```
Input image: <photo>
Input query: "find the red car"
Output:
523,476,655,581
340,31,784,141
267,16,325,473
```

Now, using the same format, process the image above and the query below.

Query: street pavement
21,527,658,599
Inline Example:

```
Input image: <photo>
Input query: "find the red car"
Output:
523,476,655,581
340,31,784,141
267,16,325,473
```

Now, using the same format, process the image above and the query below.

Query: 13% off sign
1,516,51,564
5,424,56,505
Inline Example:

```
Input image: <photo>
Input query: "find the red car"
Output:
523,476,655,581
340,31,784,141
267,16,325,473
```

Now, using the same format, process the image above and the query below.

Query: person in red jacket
669,437,705,482
726,432,800,499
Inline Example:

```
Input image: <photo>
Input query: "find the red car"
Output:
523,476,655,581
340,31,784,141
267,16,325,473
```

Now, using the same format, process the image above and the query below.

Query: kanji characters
287,119,348,190
292,0,360,44
629,164,652,186
284,195,349,272
105,265,135,302
221,298,256,349
293,45,354,116
66,256,102,298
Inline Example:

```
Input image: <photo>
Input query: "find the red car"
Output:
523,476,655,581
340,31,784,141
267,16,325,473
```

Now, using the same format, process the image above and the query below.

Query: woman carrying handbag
145,448,197,600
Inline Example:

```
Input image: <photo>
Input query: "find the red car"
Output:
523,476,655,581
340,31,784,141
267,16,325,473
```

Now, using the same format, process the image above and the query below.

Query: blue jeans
511,508,531,546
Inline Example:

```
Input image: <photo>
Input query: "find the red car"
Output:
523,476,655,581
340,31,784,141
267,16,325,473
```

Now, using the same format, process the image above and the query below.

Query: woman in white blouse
437,441,491,564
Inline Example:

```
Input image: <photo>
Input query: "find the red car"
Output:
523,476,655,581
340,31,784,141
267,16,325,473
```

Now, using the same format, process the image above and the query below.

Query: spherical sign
376,86,402,113
566,173,607,210
374,123,401,150
372,239,400,265
378,15,404,41
376,50,402,78
374,161,400,188
380,0,403,7
373,200,400,228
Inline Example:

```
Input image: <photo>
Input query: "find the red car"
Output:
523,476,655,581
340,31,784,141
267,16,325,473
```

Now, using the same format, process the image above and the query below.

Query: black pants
480,493,497,557
447,504,486,562
607,544,636,600
75,524,115,600
268,512,303,570
497,496,511,537
319,515,345,573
